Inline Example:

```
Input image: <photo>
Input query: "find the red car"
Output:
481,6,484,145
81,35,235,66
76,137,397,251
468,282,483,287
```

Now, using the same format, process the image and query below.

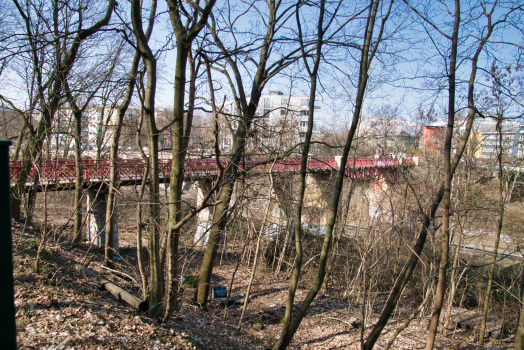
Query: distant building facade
220,91,322,153
358,117,418,156
420,124,446,155
475,119,522,158
420,119,524,159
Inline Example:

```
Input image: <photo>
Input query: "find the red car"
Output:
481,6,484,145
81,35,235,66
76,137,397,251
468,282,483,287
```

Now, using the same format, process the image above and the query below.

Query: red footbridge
10,157,408,191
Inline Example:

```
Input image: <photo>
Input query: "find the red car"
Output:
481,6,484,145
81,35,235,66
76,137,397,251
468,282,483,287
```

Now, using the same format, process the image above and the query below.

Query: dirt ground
12,216,517,350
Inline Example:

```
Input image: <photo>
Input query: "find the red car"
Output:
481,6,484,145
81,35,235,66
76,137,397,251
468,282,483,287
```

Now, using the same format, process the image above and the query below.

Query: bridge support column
86,188,118,251
263,175,293,237
301,173,334,233
194,181,214,245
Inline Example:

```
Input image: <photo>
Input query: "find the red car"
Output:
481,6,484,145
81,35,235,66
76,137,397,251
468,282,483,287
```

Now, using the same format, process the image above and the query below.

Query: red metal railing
10,157,405,186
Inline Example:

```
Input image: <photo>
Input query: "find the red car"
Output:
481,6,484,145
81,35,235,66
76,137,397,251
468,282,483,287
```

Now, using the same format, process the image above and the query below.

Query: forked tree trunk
130,0,162,311
275,2,328,345
195,2,279,306
162,0,216,322
10,0,115,222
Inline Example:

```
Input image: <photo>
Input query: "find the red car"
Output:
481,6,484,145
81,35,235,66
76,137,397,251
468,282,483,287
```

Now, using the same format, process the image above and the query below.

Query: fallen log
75,264,148,311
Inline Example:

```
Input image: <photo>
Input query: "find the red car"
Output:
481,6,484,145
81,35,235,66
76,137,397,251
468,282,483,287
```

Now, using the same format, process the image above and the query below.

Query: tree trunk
196,0,279,307
426,2,460,347
75,264,148,311
442,218,464,336
162,0,216,321
479,116,506,344
130,0,161,310
164,43,190,321
515,266,524,349
71,109,83,246
136,164,149,299
35,187,48,272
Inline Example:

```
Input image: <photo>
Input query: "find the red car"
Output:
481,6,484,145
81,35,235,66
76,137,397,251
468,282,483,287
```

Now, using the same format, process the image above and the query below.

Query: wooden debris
75,264,147,311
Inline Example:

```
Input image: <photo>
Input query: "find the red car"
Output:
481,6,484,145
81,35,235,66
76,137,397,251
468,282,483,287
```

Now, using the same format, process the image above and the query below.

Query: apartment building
419,119,524,159
220,91,322,153
475,119,521,158
33,107,140,153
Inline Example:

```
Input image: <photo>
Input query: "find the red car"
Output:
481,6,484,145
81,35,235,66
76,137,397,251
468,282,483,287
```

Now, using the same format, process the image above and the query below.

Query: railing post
0,140,17,349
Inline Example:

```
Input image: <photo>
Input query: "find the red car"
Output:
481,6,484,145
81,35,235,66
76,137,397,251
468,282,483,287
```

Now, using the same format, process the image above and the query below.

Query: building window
263,108,270,118
281,99,288,105
300,121,308,127
301,111,308,116
280,109,286,115
264,99,270,108
301,99,309,106
299,132,306,138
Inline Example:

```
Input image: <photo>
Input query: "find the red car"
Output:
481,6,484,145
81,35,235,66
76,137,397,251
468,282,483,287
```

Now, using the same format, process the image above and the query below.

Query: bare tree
274,0,394,347
163,0,217,321
7,0,116,222
477,62,524,344
65,43,125,246
130,0,163,311
365,1,521,348
195,0,302,307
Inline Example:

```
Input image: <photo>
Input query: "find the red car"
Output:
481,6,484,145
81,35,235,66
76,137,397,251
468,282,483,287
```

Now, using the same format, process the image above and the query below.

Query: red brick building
420,125,446,155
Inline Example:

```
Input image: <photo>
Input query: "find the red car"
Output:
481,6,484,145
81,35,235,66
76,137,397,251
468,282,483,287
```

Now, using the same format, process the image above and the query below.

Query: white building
34,107,140,153
220,91,322,153
474,119,522,158
358,117,418,156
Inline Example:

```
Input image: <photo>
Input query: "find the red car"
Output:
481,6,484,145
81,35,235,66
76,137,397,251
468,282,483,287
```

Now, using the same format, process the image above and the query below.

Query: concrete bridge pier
86,188,119,250
301,173,334,233
194,181,214,245
264,176,294,237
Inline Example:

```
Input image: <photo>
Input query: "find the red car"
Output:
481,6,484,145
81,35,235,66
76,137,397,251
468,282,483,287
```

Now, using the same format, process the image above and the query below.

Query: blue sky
2,0,523,129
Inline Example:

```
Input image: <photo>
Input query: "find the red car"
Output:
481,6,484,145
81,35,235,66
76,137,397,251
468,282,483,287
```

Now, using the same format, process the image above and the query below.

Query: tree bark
162,0,216,321
131,0,161,310
71,106,83,246
104,51,142,267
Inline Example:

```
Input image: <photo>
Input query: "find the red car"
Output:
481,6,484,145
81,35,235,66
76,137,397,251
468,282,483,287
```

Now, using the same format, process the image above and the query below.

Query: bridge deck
10,157,406,191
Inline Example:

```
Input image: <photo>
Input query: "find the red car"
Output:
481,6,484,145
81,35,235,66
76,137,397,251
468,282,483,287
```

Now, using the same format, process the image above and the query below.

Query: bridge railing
10,160,81,185
10,156,407,186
